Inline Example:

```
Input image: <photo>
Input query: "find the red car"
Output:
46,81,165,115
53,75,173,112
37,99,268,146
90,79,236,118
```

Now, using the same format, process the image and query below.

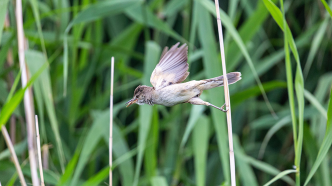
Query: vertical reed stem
1,126,27,186
109,57,114,186
35,116,45,186
15,0,39,185
214,1,236,186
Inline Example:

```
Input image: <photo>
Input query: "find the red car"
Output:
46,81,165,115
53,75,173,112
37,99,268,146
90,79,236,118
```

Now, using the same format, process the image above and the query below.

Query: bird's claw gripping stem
221,103,228,112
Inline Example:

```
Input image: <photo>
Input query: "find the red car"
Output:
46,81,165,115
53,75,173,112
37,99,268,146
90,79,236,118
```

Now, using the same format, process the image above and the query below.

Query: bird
126,42,241,112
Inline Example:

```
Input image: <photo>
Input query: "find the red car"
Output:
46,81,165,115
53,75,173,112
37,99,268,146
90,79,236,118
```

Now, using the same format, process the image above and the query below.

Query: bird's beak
126,98,137,107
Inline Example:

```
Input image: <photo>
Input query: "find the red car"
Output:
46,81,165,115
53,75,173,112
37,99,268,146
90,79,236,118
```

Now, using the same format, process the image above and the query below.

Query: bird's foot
221,103,228,112
208,103,228,112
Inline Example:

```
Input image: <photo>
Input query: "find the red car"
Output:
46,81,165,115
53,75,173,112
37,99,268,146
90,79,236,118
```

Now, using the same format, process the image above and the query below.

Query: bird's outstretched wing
150,43,189,90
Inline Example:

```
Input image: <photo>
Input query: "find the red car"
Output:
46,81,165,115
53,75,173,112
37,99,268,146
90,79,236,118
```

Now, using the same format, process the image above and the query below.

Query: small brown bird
126,43,241,112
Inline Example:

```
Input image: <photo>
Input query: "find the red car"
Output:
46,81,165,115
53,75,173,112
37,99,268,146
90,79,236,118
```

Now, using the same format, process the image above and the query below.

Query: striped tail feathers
199,72,241,90
225,72,242,85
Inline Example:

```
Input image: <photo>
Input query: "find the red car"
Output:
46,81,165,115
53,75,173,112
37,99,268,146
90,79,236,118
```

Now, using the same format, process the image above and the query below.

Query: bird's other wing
150,42,189,90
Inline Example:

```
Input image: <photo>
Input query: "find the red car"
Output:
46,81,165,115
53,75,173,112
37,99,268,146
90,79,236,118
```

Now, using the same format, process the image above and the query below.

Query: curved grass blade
304,89,327,119
29,0,48,57
81,167,110,186
263,169,297,186
321,0,332,18
236,152,295,185
304,88,332,186
0,62,48,129
263,1,305,184
259,116,291,158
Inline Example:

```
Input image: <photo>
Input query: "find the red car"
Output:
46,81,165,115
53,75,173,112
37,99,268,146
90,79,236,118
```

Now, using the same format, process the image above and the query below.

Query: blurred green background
0,0,332,185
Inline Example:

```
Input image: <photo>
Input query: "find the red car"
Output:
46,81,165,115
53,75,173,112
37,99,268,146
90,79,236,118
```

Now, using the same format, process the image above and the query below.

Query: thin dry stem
109,57,114,186
214,1,236,186
35,116,45,186
42,145,49,170
15,0,39,185
1,126,27,186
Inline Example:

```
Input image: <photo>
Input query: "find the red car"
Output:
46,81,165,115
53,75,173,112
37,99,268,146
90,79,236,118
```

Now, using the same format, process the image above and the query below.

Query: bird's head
126,85,152,107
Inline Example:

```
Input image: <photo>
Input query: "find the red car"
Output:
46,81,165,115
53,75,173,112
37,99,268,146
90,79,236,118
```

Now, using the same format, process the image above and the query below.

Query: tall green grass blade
193,116,209,186
263,169,297,186
264,0,298,149
134,41,161,186
189,0,199,53
281,1,305,184
321,0,332,18
0,0,9,42
26,50,65,171
304,88,332,186
29,0,48,56
264,1,305,184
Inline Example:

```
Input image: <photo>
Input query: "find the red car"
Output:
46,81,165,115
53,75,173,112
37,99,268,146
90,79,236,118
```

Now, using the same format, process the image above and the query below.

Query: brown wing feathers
150,43,189,89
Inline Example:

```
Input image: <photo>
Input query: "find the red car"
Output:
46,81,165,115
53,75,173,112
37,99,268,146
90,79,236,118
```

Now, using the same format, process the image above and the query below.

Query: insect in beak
126,98,137,107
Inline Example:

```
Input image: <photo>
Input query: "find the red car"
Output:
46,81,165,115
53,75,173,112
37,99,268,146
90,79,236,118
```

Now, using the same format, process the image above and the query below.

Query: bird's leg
187,97,228,112
208,103,228,112
220,103,228,112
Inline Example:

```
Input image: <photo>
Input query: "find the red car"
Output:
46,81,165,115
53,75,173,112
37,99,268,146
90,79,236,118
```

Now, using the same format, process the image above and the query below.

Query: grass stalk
1,126,27,186
15,0,39,185
35,115,45,186
214,1,236,185
5,14,17,146
109,56,114,186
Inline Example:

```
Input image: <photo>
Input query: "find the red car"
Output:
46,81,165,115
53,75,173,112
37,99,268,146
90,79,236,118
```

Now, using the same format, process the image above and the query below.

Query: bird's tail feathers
199,72,241,90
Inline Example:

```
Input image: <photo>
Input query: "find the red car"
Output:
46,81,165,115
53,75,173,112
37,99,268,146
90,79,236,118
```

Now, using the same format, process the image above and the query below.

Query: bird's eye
136,95,139,98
